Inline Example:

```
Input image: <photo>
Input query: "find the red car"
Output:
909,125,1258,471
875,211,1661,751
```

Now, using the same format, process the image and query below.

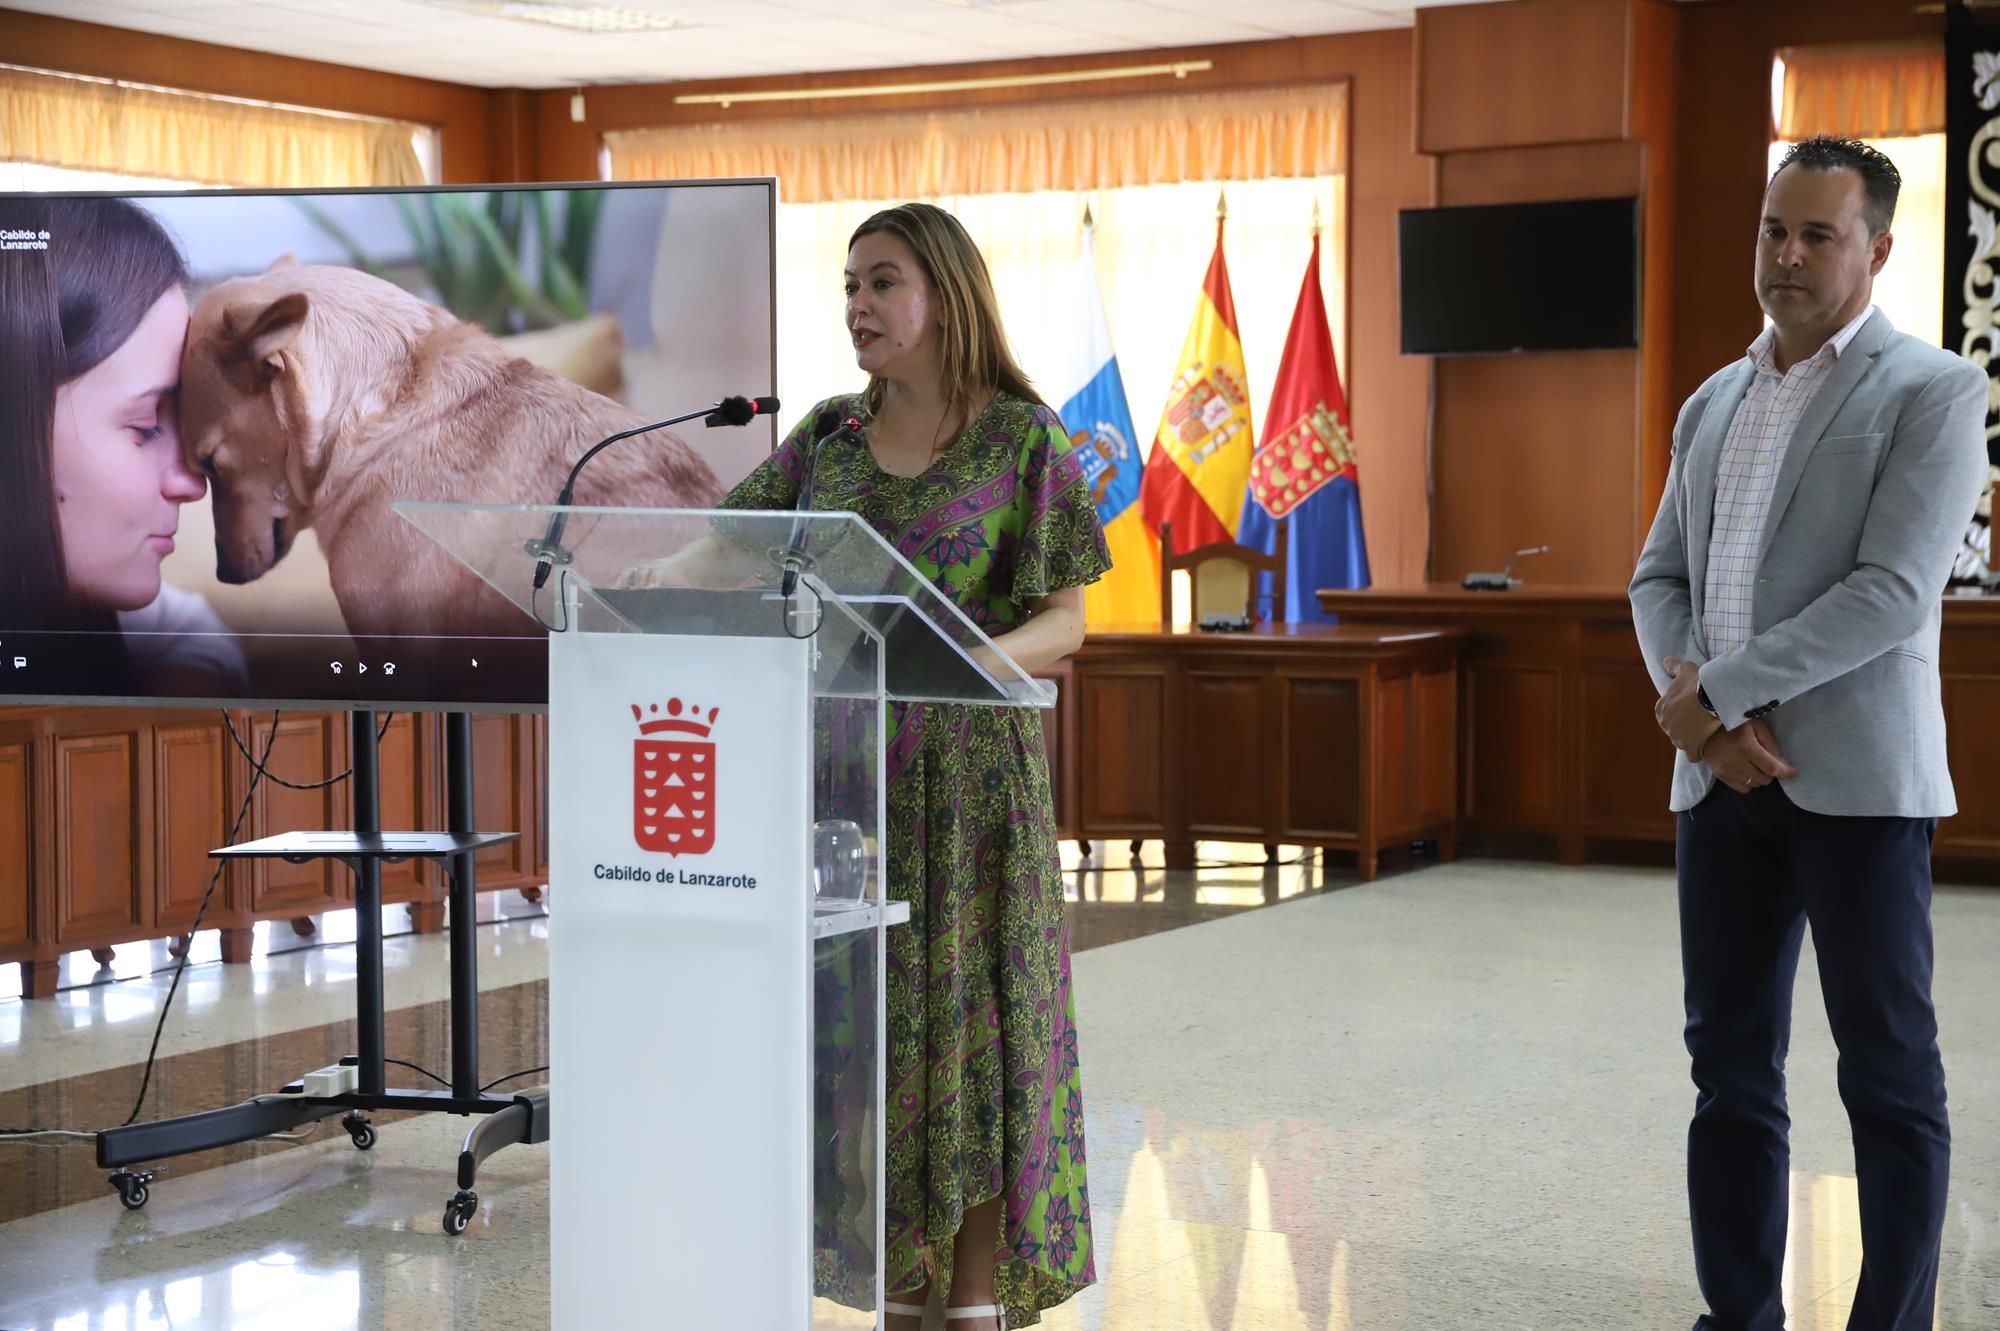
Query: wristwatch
1696,683,1717,718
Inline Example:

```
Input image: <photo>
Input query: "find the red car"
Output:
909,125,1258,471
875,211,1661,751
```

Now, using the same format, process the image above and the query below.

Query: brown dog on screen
178,258,721,638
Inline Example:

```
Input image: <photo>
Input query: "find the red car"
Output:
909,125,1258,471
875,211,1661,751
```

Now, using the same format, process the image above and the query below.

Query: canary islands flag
1051,226,1157,626
1238,231,1369,620
1140,216,1255,551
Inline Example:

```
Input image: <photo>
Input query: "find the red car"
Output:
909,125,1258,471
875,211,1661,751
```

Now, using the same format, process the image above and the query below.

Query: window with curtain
607,85,1347,456
1771,44,1946,346
0,63,432,191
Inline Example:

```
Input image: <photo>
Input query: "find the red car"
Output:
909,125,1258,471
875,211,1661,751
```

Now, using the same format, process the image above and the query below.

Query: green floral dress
721,389,1108,1325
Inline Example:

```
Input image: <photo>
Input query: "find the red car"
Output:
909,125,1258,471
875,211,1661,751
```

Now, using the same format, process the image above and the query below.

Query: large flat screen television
0,178,777,711
1398,196,1641,355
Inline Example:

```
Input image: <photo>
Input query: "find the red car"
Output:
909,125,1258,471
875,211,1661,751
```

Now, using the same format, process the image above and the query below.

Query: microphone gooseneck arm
529,394,779,591
780,413,862,598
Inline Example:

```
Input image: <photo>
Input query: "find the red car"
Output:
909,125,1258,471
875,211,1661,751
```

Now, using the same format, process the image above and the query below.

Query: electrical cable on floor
121,710,286,1127
387,1058,452,1090
0,1117,323,1148
480,1066,549,1094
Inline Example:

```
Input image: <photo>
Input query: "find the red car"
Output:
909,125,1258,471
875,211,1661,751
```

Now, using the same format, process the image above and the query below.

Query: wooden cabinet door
1036,664,1074,839
471,713,539,892
55,728,148,943
1074,665,1170,836
0,738,33,951
375,712,435,902
247,713,349,915
1278,674,1362,840
1941,672,2000,859
1183,666,1271,840
153,717,229,932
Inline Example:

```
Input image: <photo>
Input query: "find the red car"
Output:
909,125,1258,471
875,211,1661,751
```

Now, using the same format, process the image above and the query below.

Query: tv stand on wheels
93,709,550,1235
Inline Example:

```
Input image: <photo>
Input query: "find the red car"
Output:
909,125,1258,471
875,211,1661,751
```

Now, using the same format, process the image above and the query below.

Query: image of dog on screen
177,257,722,639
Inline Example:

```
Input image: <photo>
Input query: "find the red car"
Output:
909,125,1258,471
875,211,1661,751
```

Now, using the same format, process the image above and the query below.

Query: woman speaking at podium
722,203,1108,1330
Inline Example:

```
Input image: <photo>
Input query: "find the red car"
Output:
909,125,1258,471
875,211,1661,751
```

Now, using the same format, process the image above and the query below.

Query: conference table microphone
526,394,779,592
779,409,863,598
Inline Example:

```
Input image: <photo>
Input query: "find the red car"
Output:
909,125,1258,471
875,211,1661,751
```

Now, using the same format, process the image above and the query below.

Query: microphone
528,394,779,592
705,395,781,428
1462,544,1550,591
779,409,863,597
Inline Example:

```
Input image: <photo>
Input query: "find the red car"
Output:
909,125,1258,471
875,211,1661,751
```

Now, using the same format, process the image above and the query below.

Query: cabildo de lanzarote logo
632,697,717,857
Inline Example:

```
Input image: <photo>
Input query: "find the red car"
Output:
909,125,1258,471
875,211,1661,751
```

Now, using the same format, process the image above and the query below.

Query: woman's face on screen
844,230,936,380
50,285,208,612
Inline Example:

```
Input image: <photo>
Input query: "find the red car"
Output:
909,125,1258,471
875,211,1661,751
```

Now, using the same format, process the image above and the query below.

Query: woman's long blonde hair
849,202,1042,422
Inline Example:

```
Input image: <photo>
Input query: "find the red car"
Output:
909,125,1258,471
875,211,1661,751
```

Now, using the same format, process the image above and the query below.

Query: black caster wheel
109,1169,155,1210
342,1113,377,1151
443,1190,477,1235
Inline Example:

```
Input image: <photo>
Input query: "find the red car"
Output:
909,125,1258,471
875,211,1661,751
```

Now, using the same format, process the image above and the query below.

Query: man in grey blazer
1630,136,1989,1331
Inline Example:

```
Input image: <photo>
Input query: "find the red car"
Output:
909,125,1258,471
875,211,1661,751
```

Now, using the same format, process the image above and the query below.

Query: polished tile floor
4,849,2000,1329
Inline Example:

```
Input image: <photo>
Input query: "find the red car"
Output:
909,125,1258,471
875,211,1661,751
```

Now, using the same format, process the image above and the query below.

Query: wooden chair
1158,520,1289,626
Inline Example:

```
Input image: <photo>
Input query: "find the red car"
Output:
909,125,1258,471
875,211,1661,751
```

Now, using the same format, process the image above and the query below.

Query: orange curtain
0,64,425,188
1777,42,1943,140
606,83,1346,201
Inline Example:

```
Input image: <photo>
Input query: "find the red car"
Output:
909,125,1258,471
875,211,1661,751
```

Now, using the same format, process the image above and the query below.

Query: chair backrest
1158,520,1289,625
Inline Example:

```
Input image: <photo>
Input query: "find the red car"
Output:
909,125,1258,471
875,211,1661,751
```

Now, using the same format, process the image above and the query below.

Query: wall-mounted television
1398,196,1641,355
0,178,777,712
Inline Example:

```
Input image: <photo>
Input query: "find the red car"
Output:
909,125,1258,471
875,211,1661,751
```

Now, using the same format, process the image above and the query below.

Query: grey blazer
1629,310,1990,816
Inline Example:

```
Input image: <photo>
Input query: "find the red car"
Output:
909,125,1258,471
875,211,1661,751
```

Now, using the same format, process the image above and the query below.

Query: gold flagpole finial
1311,198,1322,235
1082,198,1094,229
1216,188,1229,222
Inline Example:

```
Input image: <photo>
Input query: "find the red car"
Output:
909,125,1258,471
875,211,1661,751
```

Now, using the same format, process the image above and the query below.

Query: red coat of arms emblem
631,698,718,857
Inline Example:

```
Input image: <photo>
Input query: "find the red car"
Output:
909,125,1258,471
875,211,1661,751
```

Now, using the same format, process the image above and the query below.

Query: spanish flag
1140,215,1255,551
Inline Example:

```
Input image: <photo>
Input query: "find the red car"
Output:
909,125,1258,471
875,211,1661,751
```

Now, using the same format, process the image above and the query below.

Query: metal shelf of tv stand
210,828,525,1110
211,830,519,869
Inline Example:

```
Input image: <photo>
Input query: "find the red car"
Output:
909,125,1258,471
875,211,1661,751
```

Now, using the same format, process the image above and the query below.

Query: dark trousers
1678,783,1948,1331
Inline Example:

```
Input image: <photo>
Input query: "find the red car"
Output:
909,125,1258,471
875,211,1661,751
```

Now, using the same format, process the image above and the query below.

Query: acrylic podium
397,501,1055,1330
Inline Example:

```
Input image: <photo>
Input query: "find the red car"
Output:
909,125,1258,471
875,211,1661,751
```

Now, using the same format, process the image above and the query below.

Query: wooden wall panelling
1630,0,1682,546
1429,350,1644,587
1428,137,1646,588
1415,0,1635,153
486,88,538,184
1435,141,1646,205
532,28,1435,591
54,725,148,946
0,9,496,183
246,713,349,917
1668,0,1938,449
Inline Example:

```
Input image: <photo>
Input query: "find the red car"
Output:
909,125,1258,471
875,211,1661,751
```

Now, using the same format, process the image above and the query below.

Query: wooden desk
1049,623,1465,880
1317,586,2000,876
